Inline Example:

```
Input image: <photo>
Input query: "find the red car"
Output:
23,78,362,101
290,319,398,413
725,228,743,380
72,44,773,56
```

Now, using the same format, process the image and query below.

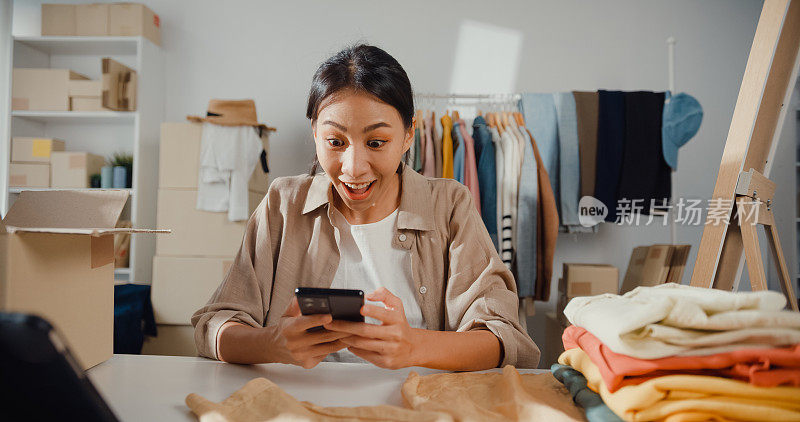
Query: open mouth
341,180,376,200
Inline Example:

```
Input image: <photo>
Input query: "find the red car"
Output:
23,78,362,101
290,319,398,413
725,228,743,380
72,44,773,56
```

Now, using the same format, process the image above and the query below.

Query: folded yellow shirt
559,348,800,422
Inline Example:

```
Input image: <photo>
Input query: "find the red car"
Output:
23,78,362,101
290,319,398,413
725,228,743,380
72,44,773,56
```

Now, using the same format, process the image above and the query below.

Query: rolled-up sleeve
444,185,541,368
190,187,277,360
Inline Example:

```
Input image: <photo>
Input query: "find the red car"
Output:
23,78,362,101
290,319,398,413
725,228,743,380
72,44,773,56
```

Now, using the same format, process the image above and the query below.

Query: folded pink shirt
562,325,800,392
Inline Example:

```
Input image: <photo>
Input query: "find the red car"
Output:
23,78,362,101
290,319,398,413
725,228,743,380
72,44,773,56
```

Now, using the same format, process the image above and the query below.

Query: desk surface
88,354,546,421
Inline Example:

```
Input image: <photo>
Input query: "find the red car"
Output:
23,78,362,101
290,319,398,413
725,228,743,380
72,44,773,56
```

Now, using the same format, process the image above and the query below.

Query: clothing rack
414,93,522,101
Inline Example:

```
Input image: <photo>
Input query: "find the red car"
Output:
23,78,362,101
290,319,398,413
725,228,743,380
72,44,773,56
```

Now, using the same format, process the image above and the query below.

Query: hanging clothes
431,112,443,178
526,127,558,303
491,126,505,253
616,91,670,215
441,114,454,179
413,127,423,172
473,116,497,249
458,119,481,214
594,90,626,222
573,91,599,199
418,116,427,172
453,120,466,183
500,128,519,269
520,94,560,219
553,92,582,229
515,125,538,298
422,112,437,178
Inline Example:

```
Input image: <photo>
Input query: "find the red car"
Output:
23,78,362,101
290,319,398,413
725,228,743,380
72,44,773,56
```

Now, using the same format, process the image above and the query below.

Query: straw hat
187,99,276,132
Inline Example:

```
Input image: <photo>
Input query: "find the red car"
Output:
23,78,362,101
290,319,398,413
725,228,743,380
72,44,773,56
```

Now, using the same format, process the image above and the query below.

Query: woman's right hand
268,298,350,368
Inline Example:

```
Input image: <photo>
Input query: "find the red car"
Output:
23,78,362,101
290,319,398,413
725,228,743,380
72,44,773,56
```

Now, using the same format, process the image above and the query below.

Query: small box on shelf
50,151,104,188
9,163,50,188
70,97,109,111
12,68,89,111
11,137,65,163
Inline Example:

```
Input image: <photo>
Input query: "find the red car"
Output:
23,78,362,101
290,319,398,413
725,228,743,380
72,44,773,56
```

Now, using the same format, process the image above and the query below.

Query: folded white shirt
563,283,800,359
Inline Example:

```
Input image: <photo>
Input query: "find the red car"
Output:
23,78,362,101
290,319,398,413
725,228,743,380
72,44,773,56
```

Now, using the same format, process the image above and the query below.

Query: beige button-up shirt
191,165,541,368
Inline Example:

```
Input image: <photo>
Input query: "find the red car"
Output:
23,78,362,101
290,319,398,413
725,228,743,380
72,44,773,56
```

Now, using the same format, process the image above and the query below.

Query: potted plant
109,152,134,188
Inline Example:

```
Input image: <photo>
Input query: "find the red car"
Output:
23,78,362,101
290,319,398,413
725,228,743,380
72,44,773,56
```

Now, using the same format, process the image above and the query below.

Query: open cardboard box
0,190,169,369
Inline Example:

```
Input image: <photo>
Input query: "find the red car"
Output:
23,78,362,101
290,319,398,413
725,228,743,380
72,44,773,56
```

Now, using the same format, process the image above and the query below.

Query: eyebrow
320,120,391,133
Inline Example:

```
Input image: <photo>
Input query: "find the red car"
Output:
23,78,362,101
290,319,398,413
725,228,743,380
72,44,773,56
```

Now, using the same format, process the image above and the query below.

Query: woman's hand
323,287,421,369
268,298,351,368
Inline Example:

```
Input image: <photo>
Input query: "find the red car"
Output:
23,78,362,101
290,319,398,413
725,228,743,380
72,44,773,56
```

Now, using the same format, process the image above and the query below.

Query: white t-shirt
325,206,425,363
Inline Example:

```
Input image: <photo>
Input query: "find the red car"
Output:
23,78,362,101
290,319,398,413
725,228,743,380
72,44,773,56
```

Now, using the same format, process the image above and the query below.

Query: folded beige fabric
186,366,585,422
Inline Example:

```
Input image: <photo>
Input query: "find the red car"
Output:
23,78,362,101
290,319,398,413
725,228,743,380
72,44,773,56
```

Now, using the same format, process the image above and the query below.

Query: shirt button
398,233,407,242
419,286,427,294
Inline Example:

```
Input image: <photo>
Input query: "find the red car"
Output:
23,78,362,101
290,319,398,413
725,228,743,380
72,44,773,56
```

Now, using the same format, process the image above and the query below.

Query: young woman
192,44,540,371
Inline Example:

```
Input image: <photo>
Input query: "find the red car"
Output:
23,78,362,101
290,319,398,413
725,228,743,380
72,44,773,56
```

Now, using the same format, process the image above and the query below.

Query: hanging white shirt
196,122,262,221
326,206,425,363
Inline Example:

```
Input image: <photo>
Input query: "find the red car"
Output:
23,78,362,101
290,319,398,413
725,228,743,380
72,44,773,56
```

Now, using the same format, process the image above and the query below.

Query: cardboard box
665,245,691,284
141,324,197,357
9,163,50,188
0,190,168,369
70,96,108,111
158,122,270,193
50,152,105,188
561,263,619,298
108,3,161,46
76,3,109,36
11,137,65,163
102,58,137,111
152,256,233,325
621,245,679,293
68,79,103,97
42,4,76,36
12,69,89,111
156,189,263,257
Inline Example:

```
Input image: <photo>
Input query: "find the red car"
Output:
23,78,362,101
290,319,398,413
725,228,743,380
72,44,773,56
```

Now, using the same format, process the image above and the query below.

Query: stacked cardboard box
556,263,619,328
621,244,692,293
12,69,89,111
9,137,65,188
68,79,107,111
42,3,161,46
0,190,167,369
146,122,269,356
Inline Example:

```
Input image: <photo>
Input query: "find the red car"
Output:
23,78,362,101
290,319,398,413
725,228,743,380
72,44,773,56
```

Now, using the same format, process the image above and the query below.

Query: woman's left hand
323,287,420,369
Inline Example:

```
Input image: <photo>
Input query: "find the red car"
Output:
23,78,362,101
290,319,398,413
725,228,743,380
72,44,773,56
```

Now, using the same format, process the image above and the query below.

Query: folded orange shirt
562,325,800,392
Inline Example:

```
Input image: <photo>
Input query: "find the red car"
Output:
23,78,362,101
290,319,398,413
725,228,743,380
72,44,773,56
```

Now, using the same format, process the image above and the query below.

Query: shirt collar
301,164,435,231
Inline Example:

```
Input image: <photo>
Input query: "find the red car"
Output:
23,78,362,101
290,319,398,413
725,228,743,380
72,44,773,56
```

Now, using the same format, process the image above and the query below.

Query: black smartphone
295,288,365,331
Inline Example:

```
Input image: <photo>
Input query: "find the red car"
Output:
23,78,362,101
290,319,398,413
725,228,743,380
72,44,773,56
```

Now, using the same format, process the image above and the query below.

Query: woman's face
313,89,413,224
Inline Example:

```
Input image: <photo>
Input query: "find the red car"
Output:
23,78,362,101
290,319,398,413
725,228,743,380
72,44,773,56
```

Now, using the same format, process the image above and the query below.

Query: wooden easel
690,0,800,311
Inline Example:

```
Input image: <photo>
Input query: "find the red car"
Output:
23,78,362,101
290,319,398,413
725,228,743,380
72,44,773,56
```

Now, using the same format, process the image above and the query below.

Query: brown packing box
155,189,263,257
108,3,161,46
70,97,109,112
68,80,103,97
151,256,234,325
0,190,169,369
158,122,270,193
665,245,692,284
76,4,109,36
621,246,649,294
9,163,50,188
621,245,678,293
41,4,76,36
102,58,137,111
561,263,619,298
11,137,65,163
12,69,89,111
50,152,105,188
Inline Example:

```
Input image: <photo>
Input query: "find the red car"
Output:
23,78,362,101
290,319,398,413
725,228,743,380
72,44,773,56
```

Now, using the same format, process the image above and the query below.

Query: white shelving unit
1,35,165,284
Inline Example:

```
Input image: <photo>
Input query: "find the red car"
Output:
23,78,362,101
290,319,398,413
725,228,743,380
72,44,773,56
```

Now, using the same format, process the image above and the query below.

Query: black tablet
0,312,120,422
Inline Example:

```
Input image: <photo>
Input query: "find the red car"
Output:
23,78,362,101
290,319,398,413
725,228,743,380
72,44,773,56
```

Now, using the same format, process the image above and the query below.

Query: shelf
13,36,140,56
8,187,133,194
11,110,137,125
114,267,131,283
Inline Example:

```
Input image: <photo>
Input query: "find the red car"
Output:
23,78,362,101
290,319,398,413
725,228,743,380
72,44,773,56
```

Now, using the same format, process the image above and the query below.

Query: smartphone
294,287,365,331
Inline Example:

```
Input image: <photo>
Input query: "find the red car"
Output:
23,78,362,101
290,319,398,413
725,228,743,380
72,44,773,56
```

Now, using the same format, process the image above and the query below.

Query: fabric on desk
186,366,585,422
551,364,623,422
563,325,800,392
594,91,625,222
573,91,599,198
559,347,800,422
402,365,587,422
563,283,800,359
197,123,263,221
527,128,558,302
616,91,670,215
191,163,540,368
473,116,498,249
554,92,581,227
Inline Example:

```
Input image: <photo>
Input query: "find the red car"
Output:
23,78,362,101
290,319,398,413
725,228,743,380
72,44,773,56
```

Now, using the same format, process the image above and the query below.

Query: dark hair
306,44,414,174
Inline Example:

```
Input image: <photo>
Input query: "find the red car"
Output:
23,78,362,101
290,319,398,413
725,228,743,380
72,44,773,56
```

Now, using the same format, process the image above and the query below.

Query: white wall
15,0,793,366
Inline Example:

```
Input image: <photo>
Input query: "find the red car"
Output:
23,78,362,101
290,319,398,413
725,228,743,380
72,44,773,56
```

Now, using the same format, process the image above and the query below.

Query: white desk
88,354,546,421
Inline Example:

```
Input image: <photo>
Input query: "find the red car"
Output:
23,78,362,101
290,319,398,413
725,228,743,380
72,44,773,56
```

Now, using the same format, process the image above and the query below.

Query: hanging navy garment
594,90,626,222
616,91,670,215
472,116,498,249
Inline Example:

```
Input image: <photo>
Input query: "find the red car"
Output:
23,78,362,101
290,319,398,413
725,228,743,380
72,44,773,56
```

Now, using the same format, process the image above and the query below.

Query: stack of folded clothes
552,283,800,422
